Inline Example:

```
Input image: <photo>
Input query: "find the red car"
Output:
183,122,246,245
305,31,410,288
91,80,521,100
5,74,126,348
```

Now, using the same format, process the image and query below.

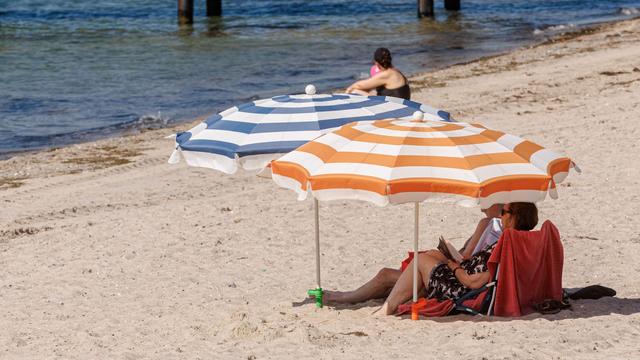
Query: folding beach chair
398,220,564,318
451,265,500,316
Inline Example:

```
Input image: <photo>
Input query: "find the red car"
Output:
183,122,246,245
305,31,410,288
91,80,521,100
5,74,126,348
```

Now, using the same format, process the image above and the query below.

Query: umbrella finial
305,84,317,95
413,111,424,122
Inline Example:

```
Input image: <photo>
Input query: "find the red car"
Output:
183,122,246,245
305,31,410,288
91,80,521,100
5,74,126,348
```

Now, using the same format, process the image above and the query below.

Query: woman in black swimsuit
346,47,411,100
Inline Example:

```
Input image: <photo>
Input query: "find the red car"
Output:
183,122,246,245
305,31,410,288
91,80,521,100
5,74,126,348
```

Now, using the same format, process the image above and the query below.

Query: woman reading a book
323,202,539,316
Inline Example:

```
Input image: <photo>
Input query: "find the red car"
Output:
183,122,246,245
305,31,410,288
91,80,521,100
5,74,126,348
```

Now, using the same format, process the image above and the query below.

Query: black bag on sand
568,285,616,300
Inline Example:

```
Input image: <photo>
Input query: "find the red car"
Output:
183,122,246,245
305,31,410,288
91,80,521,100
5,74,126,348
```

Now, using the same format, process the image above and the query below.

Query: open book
437,235,464,263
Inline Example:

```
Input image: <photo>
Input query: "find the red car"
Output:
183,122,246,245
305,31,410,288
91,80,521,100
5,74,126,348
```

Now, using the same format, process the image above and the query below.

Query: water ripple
1,0,640,154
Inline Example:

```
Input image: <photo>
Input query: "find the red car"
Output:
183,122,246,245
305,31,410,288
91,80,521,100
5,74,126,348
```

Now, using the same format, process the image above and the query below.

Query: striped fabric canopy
271,118,578,208
168,91,451,174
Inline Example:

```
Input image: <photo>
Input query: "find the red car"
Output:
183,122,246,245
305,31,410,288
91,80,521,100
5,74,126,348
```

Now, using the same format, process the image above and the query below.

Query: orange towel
488,220,564,316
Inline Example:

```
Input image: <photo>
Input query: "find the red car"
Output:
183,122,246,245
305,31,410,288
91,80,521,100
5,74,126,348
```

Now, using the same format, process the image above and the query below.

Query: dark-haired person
323,202,540,316
346,47,411,100
321,204,504,305
377,202,538,315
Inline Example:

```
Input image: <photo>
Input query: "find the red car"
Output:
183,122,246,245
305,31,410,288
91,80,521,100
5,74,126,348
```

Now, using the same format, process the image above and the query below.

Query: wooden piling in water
417,0,434,17
444,0,460,11
206,0,222,16
178,0,194,24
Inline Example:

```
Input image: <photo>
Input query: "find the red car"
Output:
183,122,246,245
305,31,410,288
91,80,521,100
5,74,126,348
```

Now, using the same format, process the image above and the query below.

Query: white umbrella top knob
413,111,424,121
305,84,317,95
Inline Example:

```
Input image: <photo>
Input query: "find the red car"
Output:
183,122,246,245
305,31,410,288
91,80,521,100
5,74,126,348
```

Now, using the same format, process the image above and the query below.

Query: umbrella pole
307,198,323,308
412,202,420,320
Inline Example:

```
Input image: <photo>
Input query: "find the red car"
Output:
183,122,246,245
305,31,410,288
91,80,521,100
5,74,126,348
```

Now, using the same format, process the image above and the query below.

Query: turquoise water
1,0,639,155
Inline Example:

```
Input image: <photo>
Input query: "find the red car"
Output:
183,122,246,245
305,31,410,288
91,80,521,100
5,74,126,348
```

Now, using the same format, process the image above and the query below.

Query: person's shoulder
389,67,407,76
376,68,393,78
387,68,405,77
477,217,491,228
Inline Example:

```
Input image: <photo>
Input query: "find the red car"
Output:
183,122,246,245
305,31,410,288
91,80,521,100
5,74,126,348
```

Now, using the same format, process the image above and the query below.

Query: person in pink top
369,64,381,78
346,48,411,100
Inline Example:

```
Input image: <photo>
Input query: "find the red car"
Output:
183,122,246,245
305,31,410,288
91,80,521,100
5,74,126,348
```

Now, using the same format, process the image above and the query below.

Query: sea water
1,0,639,156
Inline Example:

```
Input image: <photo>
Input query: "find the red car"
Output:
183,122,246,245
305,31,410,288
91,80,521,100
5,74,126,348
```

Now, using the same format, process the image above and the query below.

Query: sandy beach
2,18,640,359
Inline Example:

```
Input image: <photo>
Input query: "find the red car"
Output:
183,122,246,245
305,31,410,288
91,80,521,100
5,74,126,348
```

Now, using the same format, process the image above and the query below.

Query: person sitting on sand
346,47,411,100
322,203,504,306
419,205,503,265
325,202,539,316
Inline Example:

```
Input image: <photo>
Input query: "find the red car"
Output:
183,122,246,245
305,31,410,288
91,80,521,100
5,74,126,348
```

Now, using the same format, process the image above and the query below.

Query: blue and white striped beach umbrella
168,85,452,174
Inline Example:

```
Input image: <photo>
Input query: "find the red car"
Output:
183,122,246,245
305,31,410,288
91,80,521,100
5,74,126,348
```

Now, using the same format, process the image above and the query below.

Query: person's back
375,68,410,100
472,218,503,255
346,47,411,100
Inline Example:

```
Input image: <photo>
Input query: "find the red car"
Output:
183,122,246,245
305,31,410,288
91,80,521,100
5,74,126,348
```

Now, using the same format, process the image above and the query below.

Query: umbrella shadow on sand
292,296,640,321
542,297,640,320
292,297,386,311
440,296,640,322
435,297,640,322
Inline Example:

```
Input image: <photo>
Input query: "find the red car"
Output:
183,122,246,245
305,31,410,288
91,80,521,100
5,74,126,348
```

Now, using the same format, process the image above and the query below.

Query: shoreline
1,14,639,359
0,15,630,188
2,16,639,167
0,16,638,191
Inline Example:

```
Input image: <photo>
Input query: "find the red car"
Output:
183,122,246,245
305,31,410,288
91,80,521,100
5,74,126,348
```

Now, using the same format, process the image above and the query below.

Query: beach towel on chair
488,220,564,316
396,291,491,317
396,297,454,317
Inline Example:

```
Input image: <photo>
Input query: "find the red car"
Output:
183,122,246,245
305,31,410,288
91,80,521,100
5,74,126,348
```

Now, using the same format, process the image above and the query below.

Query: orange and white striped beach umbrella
271,113,578,317
271,115,577,208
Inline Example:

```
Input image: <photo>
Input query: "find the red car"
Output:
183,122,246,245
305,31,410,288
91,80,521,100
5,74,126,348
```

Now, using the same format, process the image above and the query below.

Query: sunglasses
501,208,512,216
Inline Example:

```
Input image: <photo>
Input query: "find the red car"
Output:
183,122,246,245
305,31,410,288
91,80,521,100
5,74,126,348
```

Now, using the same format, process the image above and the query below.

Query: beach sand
2,18,640,360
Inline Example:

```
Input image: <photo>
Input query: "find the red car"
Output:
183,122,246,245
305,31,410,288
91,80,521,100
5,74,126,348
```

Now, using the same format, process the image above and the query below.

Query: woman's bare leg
323,268,401,304
379,253,442,315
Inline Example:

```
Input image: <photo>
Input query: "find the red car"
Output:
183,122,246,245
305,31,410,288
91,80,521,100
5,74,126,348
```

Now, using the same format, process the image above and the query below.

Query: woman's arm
346,71,389,93
460,217,490,259
447,261,491,289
